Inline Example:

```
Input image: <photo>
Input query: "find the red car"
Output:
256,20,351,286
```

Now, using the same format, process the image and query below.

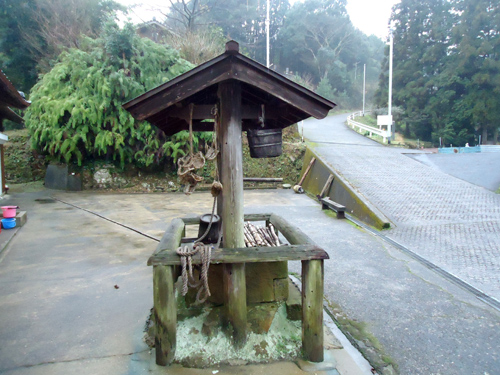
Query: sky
118,0,400,40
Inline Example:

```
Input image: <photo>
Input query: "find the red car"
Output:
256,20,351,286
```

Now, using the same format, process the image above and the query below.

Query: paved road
408,152,500,192
301,113,500,302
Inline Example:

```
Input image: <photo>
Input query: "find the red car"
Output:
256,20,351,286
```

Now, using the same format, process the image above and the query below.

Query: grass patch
353,114,378,127
243,125,305,186
4,128,47,184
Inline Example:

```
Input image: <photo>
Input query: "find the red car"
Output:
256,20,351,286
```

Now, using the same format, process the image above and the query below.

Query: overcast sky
118,0,400,39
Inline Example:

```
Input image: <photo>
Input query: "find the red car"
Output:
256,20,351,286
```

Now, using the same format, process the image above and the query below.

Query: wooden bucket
247,128,282,158
198,213,221,244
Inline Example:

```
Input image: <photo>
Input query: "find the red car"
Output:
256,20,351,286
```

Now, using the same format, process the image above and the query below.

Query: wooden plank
218,80,247,347
125,58,231,121
232,62,333,120
269,213,313,245
153,265,177,365
150,218,185,261
244,213,272,222
168,104,279,121
148,244,329,266
181,217,201,225
302,259,324,362
298,157,316,186
243,177,283,183
319,174,334,199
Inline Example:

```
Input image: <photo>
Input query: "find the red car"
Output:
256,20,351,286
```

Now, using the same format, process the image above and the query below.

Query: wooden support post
319,174,334,200
218,80,247,347
302,259,324,362
153,265,177,365
298,157,316,186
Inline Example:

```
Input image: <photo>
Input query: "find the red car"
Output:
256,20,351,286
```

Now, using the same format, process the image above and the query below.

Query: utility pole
362,64,366,115
266,0,270,68
388,29,394,137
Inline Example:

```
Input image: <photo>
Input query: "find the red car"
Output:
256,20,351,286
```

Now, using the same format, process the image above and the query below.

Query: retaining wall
299,148,392,230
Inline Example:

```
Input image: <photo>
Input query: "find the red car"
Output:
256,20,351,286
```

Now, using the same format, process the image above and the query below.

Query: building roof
0,70,31,124
123,41,336,136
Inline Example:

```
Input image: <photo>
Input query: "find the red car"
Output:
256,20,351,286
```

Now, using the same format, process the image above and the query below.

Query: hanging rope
176,104,224,304
177,103,205,194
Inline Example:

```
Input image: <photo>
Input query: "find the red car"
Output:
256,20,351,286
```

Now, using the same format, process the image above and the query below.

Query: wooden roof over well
0,70,31,124
123,41,336,136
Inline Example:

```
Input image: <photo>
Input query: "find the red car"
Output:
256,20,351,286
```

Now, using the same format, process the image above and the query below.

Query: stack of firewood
243,222,280,247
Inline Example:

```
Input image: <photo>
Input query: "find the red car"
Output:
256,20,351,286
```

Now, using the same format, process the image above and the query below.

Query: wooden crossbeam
148,244,329,266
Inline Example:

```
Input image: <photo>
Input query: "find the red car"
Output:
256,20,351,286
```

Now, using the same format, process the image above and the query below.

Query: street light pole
388,29,394,137
363,63,366,115
266,0,270,68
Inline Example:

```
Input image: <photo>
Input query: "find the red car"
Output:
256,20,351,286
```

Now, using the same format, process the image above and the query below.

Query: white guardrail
347,111,390,143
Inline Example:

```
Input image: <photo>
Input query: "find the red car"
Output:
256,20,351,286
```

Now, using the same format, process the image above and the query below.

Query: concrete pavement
1,121,500,375
0,189,372,375
301,114,500,301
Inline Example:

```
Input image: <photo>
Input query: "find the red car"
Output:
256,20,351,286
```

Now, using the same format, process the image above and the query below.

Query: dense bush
25,21,195,168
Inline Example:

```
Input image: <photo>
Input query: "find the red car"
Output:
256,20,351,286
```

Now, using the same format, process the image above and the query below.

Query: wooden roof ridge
0,70,31,125
123,40,336,122
0,70,31,110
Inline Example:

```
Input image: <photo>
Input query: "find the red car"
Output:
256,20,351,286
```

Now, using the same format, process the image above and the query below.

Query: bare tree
21,0,124,72
154,0,218,33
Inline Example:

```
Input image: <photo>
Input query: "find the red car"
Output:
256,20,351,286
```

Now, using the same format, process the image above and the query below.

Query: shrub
25,21,194,168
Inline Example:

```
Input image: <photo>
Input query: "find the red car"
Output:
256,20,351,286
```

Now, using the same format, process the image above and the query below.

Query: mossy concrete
299,148,392,230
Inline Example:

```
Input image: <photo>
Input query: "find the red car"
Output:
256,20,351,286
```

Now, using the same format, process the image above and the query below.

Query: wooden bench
149,213,328,366
321,197,346,219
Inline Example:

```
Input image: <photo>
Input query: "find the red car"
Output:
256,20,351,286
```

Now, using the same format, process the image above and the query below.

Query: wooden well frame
149,213,328,365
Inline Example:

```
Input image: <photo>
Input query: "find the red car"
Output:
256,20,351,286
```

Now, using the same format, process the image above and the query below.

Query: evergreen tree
376,0,500,145
24,22,194,168
377,0,455,141
446,0,500,144
0,0,40,91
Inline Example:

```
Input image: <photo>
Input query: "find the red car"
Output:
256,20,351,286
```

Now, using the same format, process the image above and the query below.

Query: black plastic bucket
247,128,283,158
198,213,221,244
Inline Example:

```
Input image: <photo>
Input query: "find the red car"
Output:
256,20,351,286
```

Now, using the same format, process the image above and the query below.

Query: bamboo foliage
24,22,196,167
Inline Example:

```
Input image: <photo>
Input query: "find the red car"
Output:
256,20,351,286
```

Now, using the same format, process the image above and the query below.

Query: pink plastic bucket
1,206,18,218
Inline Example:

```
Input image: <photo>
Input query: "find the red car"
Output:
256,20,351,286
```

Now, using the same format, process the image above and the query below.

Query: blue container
2,218,16,229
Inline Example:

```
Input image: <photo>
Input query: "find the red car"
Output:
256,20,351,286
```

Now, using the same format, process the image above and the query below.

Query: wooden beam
148,244,329,266
125,58,231,121
232,63,332,120
218,80,247,347
319,174,334,199
302,259,324,362
269,213,313,245
243,177,283,183
150,218,185,260
180,217,201,225
298,157,316,186
168,104,279,121
153,265,177,365
243,213,272,222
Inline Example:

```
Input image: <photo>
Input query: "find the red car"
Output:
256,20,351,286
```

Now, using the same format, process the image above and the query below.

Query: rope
189,103,194,157
176,185,221,304
176,103,224,304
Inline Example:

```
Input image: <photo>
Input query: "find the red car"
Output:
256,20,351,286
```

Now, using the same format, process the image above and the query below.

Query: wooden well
123,40,336,366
